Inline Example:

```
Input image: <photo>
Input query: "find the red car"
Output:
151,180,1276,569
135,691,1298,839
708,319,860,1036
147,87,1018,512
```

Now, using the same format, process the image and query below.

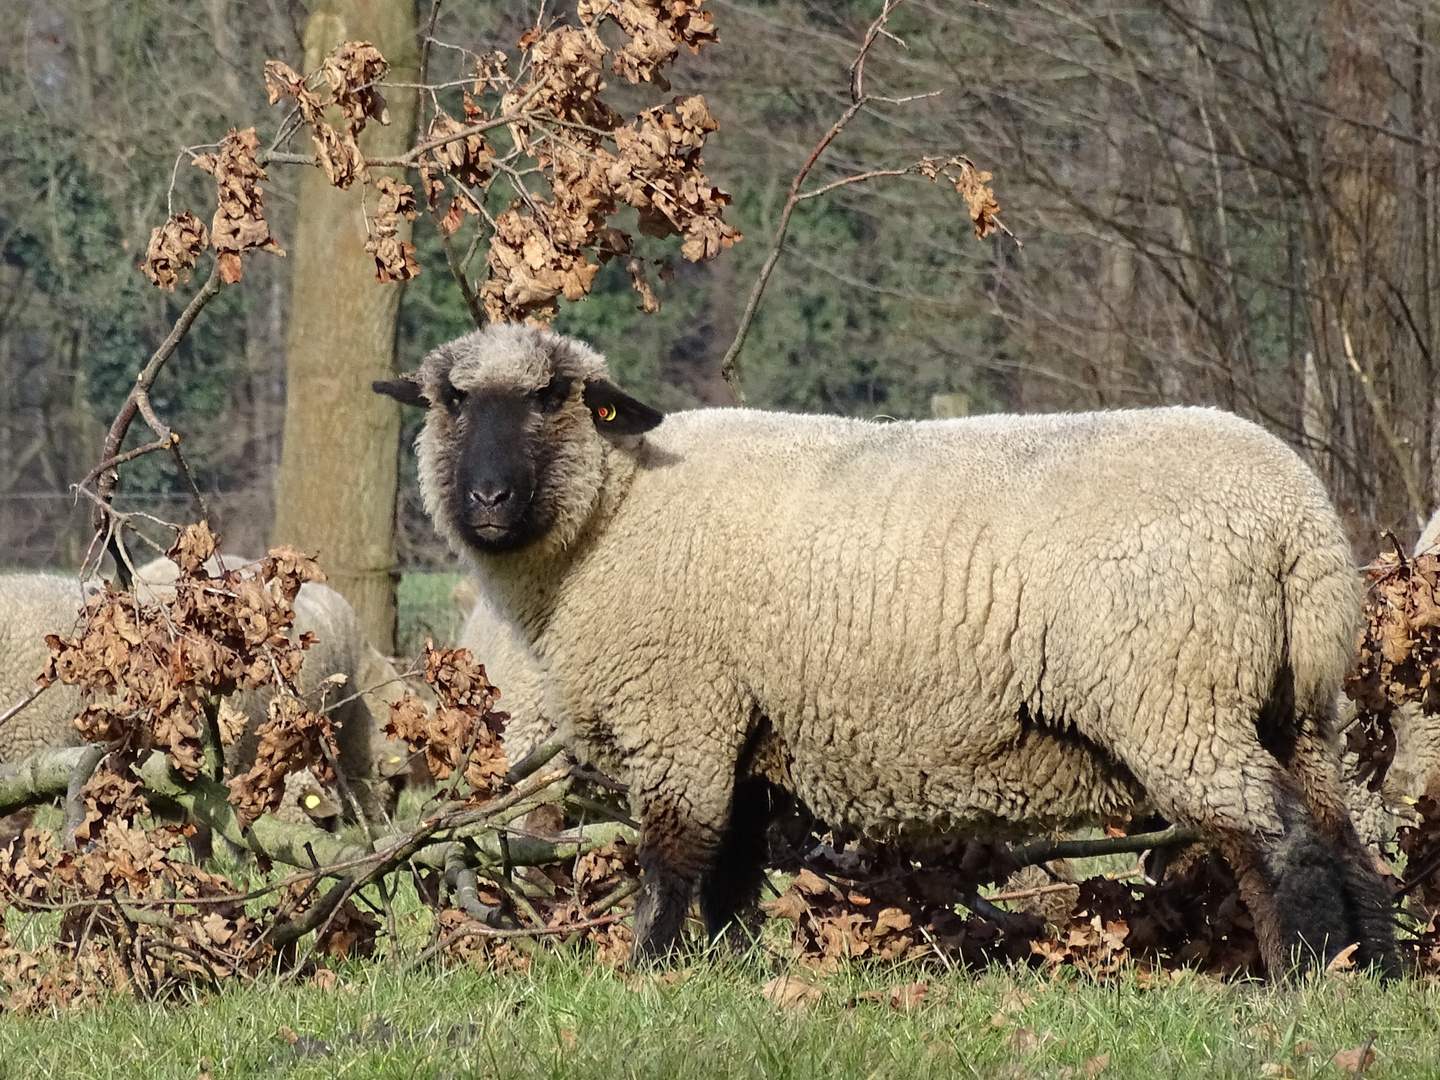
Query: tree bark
270,0,418,652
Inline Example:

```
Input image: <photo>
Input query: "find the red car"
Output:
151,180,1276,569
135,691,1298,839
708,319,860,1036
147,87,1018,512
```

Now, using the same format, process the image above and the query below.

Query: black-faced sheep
377,324,1397,976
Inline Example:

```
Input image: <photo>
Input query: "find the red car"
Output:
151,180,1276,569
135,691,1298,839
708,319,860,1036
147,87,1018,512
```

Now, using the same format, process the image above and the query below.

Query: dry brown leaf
761,974,822,1013
1333,1044,1378,1073
624,257,660,312
194,128,284,282
953,160,1002,240
140,211,210,291
1325,942,1360,973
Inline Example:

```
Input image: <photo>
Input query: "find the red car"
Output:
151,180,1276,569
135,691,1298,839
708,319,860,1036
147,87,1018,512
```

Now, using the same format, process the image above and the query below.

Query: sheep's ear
372,375,429,408
582,379,664,437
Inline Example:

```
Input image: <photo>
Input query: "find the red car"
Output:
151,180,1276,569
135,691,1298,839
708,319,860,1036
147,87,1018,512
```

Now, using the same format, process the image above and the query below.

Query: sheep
375,323,1397,976
0,574,93,764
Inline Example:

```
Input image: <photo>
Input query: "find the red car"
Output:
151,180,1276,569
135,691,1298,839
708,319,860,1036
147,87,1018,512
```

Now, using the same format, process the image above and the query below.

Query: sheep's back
0,574,92,762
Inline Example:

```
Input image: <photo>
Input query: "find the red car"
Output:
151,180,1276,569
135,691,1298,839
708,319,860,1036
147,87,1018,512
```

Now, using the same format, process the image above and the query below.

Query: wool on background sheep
0,574,92,764
380,323,1397,977
134,555,423,824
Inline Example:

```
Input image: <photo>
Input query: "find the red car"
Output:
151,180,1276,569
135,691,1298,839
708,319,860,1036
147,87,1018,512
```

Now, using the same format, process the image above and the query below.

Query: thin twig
717,0,905,400
1351,1029,1378,1080
91,259,224,533
1342,328,1427,528
795,168,912,202
0,685,49,728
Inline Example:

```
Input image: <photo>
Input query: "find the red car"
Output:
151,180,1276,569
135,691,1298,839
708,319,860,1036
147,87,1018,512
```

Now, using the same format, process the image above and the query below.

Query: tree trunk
271,0,418,653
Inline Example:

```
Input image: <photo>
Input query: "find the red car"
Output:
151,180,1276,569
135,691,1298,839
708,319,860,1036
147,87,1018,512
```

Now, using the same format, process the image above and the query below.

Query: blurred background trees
2,0,1437,583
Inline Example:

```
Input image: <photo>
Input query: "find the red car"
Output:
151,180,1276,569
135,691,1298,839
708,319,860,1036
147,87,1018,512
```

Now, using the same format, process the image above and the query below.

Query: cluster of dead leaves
1347,548,1440,719
265,42,390,191
366,176,420,283
473,6,734,321
762,830,1264,980
384,640,508,799
428,836,640,973
42,521,336,828
140,210,209,291
578,0,719,86
0,822,278,1010
141,127,284,290
1342,547,1440,797
764,840,1039,973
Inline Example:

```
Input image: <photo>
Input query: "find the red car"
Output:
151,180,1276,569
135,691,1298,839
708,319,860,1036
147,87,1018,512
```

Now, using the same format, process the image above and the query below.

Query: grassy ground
0,952,1435,1079
4,574,1436,1077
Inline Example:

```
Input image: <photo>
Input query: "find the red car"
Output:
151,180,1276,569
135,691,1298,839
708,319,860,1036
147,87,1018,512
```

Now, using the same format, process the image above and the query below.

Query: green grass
396,572,468,659
0,949,1437,1079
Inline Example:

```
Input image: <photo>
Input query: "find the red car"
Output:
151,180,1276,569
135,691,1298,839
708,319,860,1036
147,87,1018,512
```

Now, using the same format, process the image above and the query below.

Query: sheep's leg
698,777,773,941
1212,791,1367,977
1278,706,1401,977
1108,727,1382,978
631,791,727,961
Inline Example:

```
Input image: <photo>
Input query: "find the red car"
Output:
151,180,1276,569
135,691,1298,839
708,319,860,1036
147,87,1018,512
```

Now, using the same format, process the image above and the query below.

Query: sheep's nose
468,485,513,509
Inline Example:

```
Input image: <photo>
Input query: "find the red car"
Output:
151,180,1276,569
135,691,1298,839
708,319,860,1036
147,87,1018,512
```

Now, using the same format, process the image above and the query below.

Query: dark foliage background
3,0,1436,567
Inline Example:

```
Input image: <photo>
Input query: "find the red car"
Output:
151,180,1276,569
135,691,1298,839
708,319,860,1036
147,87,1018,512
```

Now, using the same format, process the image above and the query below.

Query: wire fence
0,483,456,573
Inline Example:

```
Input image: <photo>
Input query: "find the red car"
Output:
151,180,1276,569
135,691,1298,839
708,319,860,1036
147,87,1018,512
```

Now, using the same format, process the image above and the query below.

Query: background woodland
4,0,1439,609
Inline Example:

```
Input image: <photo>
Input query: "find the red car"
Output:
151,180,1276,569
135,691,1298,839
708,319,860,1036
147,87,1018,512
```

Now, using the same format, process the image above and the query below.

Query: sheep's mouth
457,515,539,553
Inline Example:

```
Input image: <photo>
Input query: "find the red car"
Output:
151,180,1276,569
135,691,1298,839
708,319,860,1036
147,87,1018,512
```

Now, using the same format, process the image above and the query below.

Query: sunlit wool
402,323,1395,976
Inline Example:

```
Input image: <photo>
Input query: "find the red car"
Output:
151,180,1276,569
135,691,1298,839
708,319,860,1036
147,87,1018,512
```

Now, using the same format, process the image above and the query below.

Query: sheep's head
375,325,663,555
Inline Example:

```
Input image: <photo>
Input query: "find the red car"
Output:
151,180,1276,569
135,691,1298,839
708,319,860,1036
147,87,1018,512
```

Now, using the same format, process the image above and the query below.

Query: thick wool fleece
410,326,1392,972
458,589,556,763
0,574,93,762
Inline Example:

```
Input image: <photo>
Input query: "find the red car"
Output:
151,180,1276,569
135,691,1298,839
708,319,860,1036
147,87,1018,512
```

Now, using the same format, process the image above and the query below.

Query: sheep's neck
478,440,640,642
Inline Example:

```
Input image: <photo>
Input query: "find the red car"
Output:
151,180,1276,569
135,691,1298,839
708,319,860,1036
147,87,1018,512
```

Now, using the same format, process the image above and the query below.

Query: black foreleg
698,777,776,940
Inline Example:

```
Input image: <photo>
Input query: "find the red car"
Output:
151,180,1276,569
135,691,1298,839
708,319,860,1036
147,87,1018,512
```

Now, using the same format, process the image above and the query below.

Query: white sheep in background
0,574,92,764
376,323,1397,976
134,555,420,823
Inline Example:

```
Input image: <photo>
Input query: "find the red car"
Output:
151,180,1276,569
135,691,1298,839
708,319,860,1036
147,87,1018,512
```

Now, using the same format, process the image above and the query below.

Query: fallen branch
0,747,104,817
1009,826,1201,868
61,745,108,848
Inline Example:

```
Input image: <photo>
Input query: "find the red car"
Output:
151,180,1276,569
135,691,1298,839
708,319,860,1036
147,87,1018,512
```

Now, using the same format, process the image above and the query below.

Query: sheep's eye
535,375,572,414
440,384,467,414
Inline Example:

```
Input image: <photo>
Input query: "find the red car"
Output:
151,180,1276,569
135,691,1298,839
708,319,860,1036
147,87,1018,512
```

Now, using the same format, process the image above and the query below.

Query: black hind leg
1281,719,1402,977
699,777,774,940
1223,790,1398,978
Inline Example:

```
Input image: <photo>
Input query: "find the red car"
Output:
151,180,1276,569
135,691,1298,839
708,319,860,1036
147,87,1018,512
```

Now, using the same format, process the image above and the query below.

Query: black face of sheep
374,365,663,553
